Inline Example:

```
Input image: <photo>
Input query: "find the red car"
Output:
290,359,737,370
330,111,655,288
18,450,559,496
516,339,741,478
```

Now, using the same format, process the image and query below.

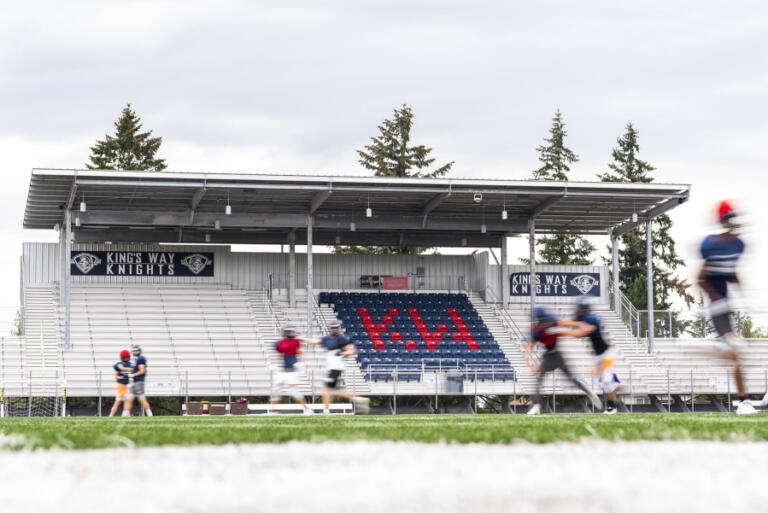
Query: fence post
726,369,731,412
474,369,478,414
185,370,189,403
228,370,232,405
435,370,439,414
393,366,397,415
98,370,102,417
552,372,556,414
28,370,32,417
667,369,671,412
690,368,694,412
629,366,633,413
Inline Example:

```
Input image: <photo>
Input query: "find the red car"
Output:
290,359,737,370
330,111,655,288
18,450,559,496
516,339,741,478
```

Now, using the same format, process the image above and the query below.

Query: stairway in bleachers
247,289,370,396
61,284,271,397
22,285,62,372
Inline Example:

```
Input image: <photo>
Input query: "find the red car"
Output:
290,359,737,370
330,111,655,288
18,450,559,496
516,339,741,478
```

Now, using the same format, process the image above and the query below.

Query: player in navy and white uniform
698,201,756,415
560,298,621,414
301,320,370,414
270,325,313,415
525,307,599,415
109,350,132,417
122,345,153,417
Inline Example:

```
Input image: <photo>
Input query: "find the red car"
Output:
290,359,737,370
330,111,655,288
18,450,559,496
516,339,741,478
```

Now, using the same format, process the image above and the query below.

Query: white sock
145,410,153,417
121,410,130,417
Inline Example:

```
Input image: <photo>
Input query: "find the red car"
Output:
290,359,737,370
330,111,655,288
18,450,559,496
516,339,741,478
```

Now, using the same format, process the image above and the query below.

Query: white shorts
274,371,299,387
713,336,746,354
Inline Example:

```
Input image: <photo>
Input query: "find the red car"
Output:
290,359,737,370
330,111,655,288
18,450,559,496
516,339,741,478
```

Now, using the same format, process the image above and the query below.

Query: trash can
446,369,464,393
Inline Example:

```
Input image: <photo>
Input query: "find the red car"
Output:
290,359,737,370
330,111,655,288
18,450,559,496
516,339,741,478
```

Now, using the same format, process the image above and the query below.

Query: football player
122,345,153,417
698,201,756,415
270,325,313,415
301,320,370,415
525,307,599,415
109,350,132,417
560,298,621,414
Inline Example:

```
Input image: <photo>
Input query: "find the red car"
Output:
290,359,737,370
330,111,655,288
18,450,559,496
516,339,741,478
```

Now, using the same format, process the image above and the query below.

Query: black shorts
325,369,343,389
712,312,734,337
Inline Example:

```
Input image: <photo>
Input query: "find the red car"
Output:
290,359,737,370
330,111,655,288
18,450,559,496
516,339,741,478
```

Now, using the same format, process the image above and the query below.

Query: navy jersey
322,334,353,371
700,234,744,298
530,325,559,353
322,333,352,354
132,355,147,382
575,312,610,355
113,362,131,384
275,338,300,371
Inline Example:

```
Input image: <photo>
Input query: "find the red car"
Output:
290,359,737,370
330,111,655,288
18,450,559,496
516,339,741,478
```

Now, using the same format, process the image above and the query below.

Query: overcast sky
2,1,767,331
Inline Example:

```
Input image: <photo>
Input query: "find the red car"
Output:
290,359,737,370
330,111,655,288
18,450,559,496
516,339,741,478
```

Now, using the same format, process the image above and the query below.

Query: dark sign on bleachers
510,272,600,297
70,251,214,277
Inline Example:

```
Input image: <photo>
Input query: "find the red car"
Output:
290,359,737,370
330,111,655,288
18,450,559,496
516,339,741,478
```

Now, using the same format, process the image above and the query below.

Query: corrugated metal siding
489,264,609,304
22,242,478,292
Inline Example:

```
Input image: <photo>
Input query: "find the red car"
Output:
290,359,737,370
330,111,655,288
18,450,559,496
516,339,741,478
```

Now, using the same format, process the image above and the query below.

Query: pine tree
530,110,595,264
600,123,693,310
86,104,167,171
357,104,453,178
335,104,453,255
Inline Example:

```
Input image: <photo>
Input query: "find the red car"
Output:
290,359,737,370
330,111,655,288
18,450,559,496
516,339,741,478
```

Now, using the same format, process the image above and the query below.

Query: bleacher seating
319,292,515,382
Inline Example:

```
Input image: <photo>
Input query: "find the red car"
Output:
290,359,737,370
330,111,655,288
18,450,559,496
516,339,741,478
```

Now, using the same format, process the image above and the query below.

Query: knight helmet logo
570,274,598,295
71,253,102,274
180,253,211,275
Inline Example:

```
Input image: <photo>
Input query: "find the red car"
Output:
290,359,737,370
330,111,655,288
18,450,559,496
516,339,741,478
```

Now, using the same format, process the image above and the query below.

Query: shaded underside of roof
24,169,690,247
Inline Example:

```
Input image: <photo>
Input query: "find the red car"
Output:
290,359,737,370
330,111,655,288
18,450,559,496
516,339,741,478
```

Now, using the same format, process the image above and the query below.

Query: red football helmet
717,200,738,226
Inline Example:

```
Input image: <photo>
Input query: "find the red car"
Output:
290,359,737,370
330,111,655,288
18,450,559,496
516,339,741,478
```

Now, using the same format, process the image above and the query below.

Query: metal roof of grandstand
24,168,690,247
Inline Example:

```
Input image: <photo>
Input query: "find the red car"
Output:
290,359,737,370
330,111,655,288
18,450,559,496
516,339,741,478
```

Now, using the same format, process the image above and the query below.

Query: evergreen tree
86,104,167,171
600,123,693,309
530,110,595,264
335,104,453,255
357,104,453,178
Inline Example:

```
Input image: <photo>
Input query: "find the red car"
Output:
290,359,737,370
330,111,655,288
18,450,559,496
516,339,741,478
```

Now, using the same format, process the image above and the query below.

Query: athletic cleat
303,407,314,415
265,411,278,416
603,407,618,415
736,400,757,415
322,409,331,415
354,397,371,414
760,392,768,408
526,404,541,415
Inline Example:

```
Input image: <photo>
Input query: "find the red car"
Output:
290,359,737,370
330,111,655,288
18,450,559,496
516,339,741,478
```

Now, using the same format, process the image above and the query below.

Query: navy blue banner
510,272,600,297
71,251,214,277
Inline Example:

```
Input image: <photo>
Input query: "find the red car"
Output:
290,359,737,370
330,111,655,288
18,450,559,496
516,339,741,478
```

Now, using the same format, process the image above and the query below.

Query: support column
646,218,654,353
611,230,621,319
306,215,313,336
529,219,536,321
288,231,296,307
501,235,509,308
64,208,71,349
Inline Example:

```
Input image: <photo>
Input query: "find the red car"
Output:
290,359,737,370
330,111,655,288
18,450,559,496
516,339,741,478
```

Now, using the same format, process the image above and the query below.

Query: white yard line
1,441,766,513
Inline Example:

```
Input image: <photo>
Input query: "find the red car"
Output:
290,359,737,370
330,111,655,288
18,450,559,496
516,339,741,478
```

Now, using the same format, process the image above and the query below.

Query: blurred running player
122,345,153,417
109,350,132,417
270,325,313,415
698,200,756,415
301,320,370,415
525,307,599,415
560,298,621,414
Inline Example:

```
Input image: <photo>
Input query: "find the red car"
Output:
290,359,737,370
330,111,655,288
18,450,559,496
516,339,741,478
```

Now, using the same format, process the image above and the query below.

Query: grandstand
8,168,765,414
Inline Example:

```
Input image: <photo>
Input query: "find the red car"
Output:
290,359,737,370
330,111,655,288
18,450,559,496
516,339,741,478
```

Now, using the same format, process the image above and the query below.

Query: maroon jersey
530,325,560,353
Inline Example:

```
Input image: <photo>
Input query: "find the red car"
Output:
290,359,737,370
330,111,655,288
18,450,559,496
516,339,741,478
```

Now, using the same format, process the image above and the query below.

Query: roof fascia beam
612,193,690,236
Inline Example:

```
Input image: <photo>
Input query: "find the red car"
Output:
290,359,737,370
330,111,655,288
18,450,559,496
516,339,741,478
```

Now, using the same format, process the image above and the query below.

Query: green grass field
1,413,767,450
